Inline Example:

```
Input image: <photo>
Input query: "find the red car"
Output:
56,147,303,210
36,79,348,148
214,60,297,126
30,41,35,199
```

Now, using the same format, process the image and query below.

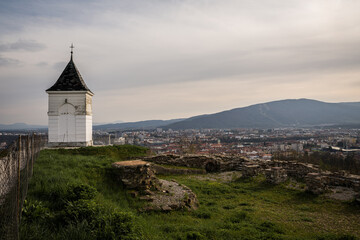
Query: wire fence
0,134,46,240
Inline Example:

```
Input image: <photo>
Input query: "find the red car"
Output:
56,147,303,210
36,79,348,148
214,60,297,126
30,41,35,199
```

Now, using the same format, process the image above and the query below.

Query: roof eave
46,90,94,96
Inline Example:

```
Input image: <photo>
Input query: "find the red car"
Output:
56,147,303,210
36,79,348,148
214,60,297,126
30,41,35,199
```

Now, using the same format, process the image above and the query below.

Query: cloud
36,62,48,67
0,39,46,52
92,70,360,123
0,55,20,67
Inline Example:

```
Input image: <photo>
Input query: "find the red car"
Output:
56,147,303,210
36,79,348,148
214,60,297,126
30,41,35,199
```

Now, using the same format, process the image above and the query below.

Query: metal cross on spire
70,43,74,60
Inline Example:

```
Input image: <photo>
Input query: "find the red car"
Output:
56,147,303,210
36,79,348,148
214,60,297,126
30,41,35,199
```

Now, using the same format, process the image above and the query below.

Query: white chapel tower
46,46,94,147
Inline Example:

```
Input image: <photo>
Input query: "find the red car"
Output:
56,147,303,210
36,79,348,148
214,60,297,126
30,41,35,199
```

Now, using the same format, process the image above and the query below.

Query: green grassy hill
21,146,360,240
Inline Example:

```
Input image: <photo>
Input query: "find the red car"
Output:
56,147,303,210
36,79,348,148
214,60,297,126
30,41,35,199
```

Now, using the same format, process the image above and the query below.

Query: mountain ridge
163,99,360,129
93,119,185,131
0,123,47,130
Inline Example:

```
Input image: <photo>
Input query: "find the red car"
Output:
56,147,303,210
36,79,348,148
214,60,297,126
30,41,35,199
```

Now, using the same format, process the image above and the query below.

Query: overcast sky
0,0,359,125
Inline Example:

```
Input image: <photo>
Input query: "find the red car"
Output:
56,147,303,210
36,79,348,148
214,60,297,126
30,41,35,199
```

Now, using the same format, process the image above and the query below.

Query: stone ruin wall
143,154,360,196
143,154,245,173
110,156,360,211
242,159,360,195
111,160,199,211
111,160,159,191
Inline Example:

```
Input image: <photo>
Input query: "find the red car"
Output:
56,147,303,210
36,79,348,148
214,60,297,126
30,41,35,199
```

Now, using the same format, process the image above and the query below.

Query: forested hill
164,99,360,129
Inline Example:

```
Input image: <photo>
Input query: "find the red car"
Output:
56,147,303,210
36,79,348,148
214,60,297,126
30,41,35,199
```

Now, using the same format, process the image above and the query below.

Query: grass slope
21,146,360,240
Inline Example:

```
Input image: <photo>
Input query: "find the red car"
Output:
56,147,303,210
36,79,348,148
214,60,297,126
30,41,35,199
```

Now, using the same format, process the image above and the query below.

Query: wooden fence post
16,135,21,240
26,135,30,180
31,134,35,177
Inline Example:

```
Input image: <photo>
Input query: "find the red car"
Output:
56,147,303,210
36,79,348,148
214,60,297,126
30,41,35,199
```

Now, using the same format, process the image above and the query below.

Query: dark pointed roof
46,56,93,94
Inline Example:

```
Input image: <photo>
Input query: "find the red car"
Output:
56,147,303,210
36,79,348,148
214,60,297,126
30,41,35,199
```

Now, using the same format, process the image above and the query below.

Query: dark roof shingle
46,58,93,93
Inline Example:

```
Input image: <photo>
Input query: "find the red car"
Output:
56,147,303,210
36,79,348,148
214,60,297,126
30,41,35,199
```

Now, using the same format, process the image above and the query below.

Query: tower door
58,103,76,142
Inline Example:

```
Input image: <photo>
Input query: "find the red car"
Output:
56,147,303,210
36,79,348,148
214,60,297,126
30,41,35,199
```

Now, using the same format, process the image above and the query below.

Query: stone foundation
265,167,288,184
242,164,261,178
142,154,360,197
305,173,328,194
325,172,360,191
152,164,206,175
47,141,93,147
143,154,245,173
111,160,159,190
266,161,320,179
111,160,198,211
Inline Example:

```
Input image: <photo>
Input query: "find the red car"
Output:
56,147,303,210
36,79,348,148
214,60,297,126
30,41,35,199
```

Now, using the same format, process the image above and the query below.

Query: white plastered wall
47,91,93,145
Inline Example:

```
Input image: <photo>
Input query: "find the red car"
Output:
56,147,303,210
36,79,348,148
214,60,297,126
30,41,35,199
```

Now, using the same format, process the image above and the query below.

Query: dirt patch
141,179,198,211
112,160,148,167
325,186,358,201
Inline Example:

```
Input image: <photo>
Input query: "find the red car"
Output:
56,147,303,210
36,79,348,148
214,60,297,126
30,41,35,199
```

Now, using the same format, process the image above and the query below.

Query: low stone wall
143,155,220,172
143,154,245,173
142,154,360,196
265,167,288,184
269,161,320,179
303,171,360,195
152,164,206,175
111,160,159,190
305,173,329,194
219,156,245,172
111,160,198,211
242,164,262,178
240,158,360,195
324,172,360,192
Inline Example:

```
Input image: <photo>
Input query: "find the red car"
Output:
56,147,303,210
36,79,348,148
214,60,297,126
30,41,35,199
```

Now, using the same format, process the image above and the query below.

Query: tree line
273,150,360,175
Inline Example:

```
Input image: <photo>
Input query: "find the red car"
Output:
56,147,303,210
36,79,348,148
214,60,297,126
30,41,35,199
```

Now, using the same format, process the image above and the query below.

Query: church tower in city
46,45,94,147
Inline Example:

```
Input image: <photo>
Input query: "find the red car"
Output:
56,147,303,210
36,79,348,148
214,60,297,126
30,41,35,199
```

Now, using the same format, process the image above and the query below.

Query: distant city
1,126,360,162
93,127,360,157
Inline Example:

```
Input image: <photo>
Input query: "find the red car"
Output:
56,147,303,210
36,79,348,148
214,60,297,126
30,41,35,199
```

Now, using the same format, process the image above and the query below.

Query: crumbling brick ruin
143,154,360,197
